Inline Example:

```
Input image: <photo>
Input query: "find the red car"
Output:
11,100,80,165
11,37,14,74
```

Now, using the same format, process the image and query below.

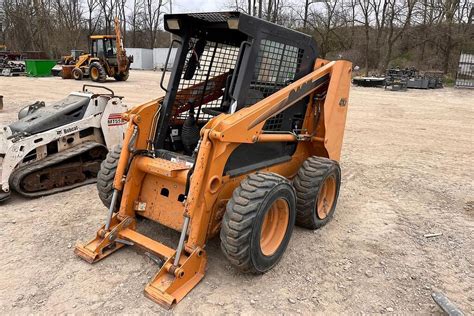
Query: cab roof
163,11,316,50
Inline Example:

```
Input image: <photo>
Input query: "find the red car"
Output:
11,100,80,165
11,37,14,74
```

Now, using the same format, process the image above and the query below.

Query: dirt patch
0,73,473,314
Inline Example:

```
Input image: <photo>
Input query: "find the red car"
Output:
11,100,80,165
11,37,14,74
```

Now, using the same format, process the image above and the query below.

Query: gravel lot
0,72,473,314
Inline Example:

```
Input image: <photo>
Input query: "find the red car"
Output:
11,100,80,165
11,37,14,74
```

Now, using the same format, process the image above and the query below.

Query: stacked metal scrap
384,68,410,91
385,67,444,91
0,56,25,76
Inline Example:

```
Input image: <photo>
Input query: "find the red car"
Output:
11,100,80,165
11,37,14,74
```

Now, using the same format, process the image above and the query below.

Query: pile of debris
352,67,445,91
385,68,444,91
0,51,50,77
0,54,26,76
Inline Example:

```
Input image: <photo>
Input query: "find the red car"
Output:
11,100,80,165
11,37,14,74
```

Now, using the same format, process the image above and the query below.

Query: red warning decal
108,113,125,126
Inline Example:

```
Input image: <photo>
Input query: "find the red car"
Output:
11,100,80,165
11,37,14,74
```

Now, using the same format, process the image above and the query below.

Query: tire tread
220,172,290,273
294,156,341,229
97,145,121,208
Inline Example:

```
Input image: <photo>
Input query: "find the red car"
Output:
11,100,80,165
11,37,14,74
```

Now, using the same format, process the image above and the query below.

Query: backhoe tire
114,71,129,81
220,172,296,273
72,67,83,80
97,145,122,209
293,156,341,230
89,62,107,82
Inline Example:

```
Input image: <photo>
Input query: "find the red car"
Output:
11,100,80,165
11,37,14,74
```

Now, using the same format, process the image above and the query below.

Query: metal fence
455,52,474,88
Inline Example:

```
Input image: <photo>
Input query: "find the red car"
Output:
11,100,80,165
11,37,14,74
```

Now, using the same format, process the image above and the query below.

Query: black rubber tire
89,62,107,82
114,71,129,81
220,172,296,273
97,145,122,209
293,156,341,230
72,67,83,80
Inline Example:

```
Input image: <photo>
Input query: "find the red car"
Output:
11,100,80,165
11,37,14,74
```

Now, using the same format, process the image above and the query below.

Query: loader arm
74,54,91,68
182,58,352,249
207,58,352,160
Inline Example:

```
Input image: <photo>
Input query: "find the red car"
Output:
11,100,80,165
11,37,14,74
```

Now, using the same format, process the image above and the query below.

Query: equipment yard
0,72,472,314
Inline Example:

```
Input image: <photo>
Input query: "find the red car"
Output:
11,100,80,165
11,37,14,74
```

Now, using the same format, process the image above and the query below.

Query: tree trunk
303,0,310,28
266,0,273,21
364,25,369,76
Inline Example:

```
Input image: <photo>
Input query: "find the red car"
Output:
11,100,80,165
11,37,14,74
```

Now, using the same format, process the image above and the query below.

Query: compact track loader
75,12,351,308
0,85,128,201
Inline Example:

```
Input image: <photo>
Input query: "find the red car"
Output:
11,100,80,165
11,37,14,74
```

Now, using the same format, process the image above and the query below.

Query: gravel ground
0,72,473,314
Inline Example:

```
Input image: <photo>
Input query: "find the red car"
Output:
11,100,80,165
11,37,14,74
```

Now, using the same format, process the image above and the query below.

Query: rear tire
220,172,296,273
114,71,129,81
293,156,341,229
89,62,107,82
97,145,122,209
72,68,83,80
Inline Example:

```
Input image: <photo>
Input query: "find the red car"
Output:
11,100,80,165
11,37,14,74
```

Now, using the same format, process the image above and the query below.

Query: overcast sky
171,0,228,13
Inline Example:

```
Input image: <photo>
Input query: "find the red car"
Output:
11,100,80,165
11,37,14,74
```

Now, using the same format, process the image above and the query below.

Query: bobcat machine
59,18,133,82
75,12,352,308
0,85,128,202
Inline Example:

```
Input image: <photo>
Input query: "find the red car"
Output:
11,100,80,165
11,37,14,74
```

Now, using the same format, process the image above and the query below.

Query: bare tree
128,0,143,47
381,0,417,71
143,0,165,49
85,0,101,36
98,0,116,34
305,0,347,57
1,0,471,75
439,0,460,73
369,0,389,69
356,0,373,75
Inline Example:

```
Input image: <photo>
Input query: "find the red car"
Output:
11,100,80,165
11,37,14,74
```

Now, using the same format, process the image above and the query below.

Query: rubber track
10,141,106,198
293,156,338,228
220,172,289,273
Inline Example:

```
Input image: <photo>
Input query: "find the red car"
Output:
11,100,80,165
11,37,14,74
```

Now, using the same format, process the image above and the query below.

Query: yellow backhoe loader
61,18,133,82
75,12,351,309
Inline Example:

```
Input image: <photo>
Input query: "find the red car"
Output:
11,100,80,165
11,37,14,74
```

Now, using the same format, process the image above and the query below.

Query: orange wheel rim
317,176,336,219
91,68,98,79
260,198,289,256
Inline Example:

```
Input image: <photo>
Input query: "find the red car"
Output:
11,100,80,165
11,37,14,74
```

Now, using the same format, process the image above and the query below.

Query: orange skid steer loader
75,12,352,308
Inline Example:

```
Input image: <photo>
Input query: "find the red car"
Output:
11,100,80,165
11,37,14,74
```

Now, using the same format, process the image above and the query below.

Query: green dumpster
25,59,57,77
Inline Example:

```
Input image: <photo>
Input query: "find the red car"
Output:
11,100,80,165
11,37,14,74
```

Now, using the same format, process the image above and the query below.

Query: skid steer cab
0,85,128,202
75,12,352,308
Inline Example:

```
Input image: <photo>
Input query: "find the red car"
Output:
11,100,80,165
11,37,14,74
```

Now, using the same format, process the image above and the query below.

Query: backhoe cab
75,12,352,309
63,18,133,82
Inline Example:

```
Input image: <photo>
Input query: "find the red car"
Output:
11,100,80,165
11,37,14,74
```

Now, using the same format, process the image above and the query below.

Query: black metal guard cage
154,11,318,150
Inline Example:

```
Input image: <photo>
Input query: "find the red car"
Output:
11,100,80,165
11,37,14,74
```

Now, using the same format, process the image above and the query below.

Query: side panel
320,60,352,161
100,97,129,149
138,174,186,231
